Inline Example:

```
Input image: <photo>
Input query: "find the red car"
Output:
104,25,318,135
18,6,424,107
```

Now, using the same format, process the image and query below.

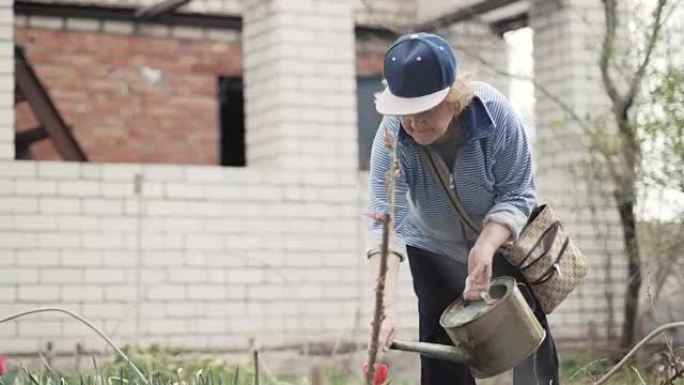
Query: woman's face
399,100,455,145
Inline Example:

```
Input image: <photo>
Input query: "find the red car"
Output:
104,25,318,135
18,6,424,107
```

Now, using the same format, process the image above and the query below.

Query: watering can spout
390,340,469,363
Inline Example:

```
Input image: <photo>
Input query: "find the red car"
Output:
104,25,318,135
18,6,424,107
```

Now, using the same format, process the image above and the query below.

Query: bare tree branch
600,0,622,107
624,0,669,111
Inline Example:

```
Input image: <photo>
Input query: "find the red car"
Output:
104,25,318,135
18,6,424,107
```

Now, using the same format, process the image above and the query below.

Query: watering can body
390,276,545,379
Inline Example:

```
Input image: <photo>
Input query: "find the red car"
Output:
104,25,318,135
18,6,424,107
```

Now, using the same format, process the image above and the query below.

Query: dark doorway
357,76,384,170
218,77,245,167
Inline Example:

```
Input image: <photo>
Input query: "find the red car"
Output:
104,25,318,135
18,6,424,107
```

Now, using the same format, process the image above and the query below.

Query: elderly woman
366,33,560,385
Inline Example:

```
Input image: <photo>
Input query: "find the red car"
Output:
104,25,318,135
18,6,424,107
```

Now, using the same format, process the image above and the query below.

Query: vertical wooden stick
365,126,399,385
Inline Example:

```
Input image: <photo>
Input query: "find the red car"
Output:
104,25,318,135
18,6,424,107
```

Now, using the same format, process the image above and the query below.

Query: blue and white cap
375,33,457,116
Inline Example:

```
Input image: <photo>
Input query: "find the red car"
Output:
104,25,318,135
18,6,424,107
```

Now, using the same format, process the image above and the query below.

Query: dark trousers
406,245,560,385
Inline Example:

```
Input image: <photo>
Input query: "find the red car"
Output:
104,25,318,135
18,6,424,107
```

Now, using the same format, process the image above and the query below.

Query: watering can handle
389,340,469,363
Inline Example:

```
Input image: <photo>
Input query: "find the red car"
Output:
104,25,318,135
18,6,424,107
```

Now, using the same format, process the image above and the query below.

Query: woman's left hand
464,244,495,301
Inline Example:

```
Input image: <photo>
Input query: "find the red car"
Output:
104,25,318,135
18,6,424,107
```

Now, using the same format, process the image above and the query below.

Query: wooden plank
15,125,48,146
134,0,192,21
415,0,522,32
14,46,87,161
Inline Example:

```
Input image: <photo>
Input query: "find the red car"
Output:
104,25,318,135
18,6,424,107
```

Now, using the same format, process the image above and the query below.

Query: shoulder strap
421,146,482,234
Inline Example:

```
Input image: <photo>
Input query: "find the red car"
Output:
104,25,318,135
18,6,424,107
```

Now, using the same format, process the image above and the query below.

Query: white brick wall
1,0,632,353
443,21,510,96
243,0,358,171
0,160,378,352
0,0,11,160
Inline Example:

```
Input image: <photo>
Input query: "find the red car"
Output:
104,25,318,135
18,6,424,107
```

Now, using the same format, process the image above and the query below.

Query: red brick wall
15,27,385,164
15,27,242,164
356,51,384,77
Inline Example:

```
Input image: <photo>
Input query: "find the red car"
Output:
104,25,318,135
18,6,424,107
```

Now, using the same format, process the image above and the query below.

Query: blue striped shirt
367,81,536,263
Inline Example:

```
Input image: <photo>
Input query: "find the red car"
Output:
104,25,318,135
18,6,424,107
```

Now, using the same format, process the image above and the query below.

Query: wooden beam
15,1,395,37
134,0,192,21
14,47,87,161
492,12,529,35
15,126,48,146
414,0,521,32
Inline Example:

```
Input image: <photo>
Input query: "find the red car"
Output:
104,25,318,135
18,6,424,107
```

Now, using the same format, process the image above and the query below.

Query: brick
102,182,135,198
80,233,124,249
138,24,171,38
58,215,99,230
0,286,15,301
37,162,79,178
101,164,142,181
165,183,205,198
144,319,186,334
143,251,184,266
103,21,134,35
18,285,59,301
186,234,223,250
0,231,37,248
188,285,226,300
97,217,136,231
40,197,80,214
101,251,135,267
206,29,239,43
58,180,101,197
16,250,59,266
105,285,137,301
172,26,204,39
79,163,102,179
18,321,61,337
0,214,11,229
168,268,207,282
40,268,82,284
13,214,57,231
62,285,103,301
0,162,34,178
140,234,183,250
0,268,38,284
83,268,125,284
0,179,12,194
38,232,80,248
65,18,100,32
165,302,205,317
147,285,185,300
28,16,63,30
81,303,127,318
14,180,57,195
143,165,185,181
82,199,123,215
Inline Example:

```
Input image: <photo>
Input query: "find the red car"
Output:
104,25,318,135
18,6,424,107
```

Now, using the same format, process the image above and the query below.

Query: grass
2,345,683,385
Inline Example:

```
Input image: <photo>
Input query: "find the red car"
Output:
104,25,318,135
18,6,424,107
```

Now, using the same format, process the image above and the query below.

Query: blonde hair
444,71,475,117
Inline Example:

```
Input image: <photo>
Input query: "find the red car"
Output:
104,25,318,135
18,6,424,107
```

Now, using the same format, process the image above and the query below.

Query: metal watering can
389,276,545,379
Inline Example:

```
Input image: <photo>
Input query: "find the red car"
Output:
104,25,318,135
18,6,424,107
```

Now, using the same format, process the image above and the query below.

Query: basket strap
421,146,482,234
519,221,561,270
532,237,571,285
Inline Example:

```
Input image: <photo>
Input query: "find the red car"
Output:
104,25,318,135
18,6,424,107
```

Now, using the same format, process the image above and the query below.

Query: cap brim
375,87,450,116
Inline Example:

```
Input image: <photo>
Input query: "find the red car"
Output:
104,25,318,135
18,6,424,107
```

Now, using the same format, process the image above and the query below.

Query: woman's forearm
472,221,511,254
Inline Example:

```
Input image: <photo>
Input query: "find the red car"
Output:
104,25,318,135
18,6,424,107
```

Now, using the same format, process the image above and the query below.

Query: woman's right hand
370,304,396,353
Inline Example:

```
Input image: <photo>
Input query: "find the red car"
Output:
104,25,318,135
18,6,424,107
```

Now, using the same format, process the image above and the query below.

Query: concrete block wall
443,21,510,97
531,0,627,341
243,0,357,171
0,0,633,353
0,160,380,353
1,0,419,354
0,0,12,160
